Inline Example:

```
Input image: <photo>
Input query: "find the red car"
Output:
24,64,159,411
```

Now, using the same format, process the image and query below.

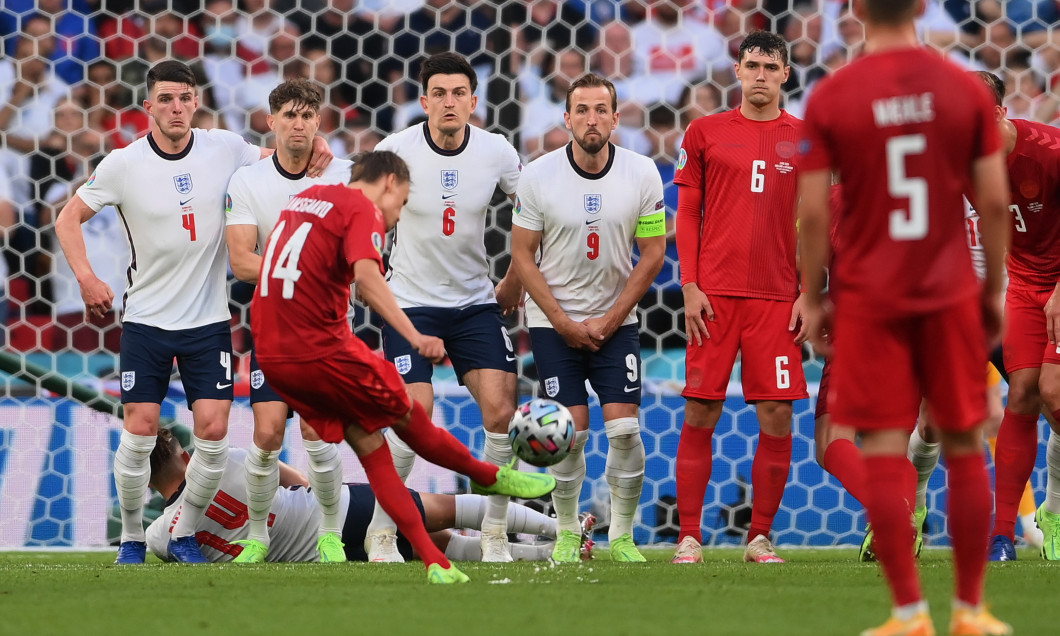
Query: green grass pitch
0,548,1052,635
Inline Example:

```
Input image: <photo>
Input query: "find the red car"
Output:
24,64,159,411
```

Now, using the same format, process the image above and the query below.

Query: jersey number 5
261,220,313,299
886,134,928,241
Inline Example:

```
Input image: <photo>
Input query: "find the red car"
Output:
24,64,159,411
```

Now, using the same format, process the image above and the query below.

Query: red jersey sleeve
342,191,386,275
674,119,707,189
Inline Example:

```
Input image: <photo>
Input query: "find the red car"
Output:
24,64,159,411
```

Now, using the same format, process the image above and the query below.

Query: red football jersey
251,184,386,362
675,109,800,301
799,47,1001,315
1005,118,1060,290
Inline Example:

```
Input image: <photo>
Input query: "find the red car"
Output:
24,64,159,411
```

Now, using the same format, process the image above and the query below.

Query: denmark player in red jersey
974,71,1060,562
249,151,555,584
799,1,1011,634
672,31,808,565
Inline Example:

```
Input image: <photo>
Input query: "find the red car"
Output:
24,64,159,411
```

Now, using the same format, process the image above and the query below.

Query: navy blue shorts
382,303,516,385
119,320,233,408
529,323,642,407
341,484,425,561
249,348,288,406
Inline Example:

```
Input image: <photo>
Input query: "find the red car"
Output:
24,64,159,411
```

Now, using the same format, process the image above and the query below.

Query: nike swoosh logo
505,355,517,362
180,198,193,206
585,219,596,225
623,385,638,393
216,382,232,389
442,193,457,199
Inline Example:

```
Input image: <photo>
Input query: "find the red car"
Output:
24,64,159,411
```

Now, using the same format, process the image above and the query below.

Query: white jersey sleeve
223,168,258,228
77,149,128,212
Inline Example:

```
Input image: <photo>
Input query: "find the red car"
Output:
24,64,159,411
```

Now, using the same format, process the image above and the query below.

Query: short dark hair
418,52,477,94
973,71,1006,108
863,0,918,25
268,79,323,115
149,428,184,484
738,30,789,67
350,150,410,185
146,60,197,94
565,73,618,113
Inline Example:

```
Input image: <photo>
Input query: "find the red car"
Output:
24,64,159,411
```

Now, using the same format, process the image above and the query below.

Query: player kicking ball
248,150,555,583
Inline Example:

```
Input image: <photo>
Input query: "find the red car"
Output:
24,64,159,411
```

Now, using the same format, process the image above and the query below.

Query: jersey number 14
260,220,312,299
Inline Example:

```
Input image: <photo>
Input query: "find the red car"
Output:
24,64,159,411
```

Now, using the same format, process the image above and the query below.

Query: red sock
360,442,449,568
748,432,792,542
991,410,1040,540
676,424,714,543
947,452,990,607
864,455,921,607
822,438,870,507
393,401,498,486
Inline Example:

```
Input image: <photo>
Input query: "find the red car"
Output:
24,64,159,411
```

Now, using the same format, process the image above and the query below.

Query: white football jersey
146,448,351,563
225,154,353,252
378,123,522,308
77,129,260,330
514,143,664,329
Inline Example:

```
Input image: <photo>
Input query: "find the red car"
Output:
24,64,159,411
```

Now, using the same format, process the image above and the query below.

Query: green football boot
609,533,646,563
427,562,470,584
471,460,556,499
551,529,582,563
1036,503,1060,560
317,532,347,563
231,539,268,564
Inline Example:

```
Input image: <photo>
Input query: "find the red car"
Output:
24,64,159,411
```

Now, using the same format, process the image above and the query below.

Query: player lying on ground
145,429,585,563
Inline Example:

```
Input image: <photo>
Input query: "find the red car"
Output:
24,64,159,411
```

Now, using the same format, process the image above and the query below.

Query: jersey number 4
260,220,313,299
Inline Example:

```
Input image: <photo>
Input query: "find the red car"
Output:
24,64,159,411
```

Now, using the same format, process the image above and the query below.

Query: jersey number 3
260,220,313,299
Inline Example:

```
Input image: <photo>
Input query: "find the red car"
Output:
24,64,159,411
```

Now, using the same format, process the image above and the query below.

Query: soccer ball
508,398,576,467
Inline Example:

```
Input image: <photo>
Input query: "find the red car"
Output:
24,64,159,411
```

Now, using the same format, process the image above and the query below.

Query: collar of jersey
272,151,308,180
166,480,187,507
566,141,615,180
147,131,195,161
422,121,470,156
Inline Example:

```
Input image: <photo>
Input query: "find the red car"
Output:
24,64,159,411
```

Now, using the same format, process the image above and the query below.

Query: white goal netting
0,0,1054,549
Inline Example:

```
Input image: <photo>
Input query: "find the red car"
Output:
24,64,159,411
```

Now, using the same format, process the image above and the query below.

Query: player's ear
783,65,790,83
267,113,276,132
419,94,429,113
470,93,478,113
563,112,572,131
182,451,191,465
611,109,620,130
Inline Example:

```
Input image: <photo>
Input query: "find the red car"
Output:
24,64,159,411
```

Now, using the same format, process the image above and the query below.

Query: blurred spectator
677,80,723,131
235,22,302,141
82,60,150,149
235,0,289,56
521,48,588,157
0,2,101,85
780,3,828,110
97,1,201,61
628,0,729,105
0,165,14,326
504,0,597,101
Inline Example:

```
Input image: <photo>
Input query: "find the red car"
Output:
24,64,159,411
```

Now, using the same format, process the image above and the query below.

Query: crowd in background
2,0,1059,358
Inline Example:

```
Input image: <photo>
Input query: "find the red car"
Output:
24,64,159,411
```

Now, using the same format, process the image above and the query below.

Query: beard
574,128,610,155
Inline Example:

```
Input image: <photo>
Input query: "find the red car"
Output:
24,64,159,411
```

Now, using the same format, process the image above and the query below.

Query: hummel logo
180,198,194,206
623,385,638,393
216,382,232,389
506,355,517,362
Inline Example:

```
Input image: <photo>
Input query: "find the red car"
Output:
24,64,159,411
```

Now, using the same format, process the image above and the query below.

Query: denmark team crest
121,372,135,391
584,194,602,214
250,370,265,390
544,376,560,397
440,170,459,190
395,355,412,375
173,173,193,194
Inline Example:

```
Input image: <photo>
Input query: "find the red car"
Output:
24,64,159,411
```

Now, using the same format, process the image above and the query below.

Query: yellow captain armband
636,211,666,238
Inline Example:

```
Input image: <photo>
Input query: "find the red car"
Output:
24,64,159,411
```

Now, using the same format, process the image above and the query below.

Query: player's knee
1007,379,1041,414
483,402,516,434
195,419,229,441
684,399,723,428
255,426,285,451
1038,375,1060,413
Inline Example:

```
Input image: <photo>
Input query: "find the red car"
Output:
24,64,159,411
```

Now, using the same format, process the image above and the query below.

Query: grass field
0,548,1053,636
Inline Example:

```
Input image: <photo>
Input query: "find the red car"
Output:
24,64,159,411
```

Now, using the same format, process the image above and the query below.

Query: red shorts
815,358,832,420
257,338,411,443
830,294,987,433
1003,285,1060,373
683,296,808,402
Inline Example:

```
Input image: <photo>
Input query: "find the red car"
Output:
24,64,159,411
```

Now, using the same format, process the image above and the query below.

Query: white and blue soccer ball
508,398,576,467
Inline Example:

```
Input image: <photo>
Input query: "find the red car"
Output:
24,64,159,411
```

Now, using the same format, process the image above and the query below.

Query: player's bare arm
970,150,1011,345
55,193,113,318
584,234,665,346
256,135,334,178
511,225,598,351
796,169,833,358
495,269,523,316
353,259,445,362
789,293,809,345
278,461,309,488
226,224,262,284
1047,282,1060,345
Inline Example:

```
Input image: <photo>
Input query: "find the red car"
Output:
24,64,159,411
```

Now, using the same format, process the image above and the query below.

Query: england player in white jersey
145,428,566,563
223,80,352,563
511,73,666,564
54,61,333,565
365,52,525,563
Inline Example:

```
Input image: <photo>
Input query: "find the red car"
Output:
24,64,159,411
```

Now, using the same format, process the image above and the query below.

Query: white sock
442,534,553,562
481,431,513,535
1046,431,1060,515
244,443,281,545
453,494,557,536
114,430,156,543
895,600,929,621
510,542,553,561
604,422,645,542
303,438,344,537
171,435,228,539
548,429,588,534
907,427,940,510
365,428,416,535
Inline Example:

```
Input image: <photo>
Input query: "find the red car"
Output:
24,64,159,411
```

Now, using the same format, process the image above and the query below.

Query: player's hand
557,319,600,352
1046,285,1060,345
982,289,1004,348
413,334,446,364
494,276,522,316
682,283,714,347
306,135,334,178
802,297,834,358
79,275,114,319
789,293,809,345
582,316,615,348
